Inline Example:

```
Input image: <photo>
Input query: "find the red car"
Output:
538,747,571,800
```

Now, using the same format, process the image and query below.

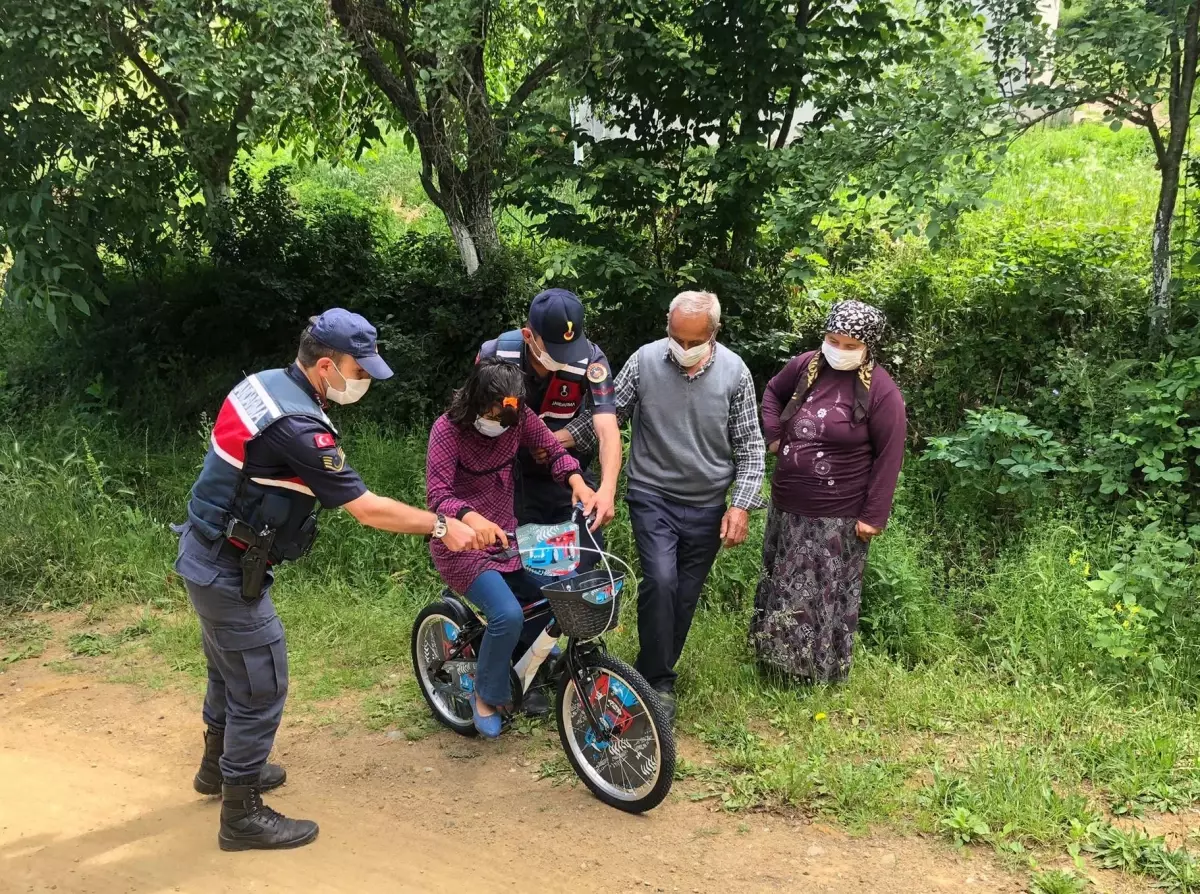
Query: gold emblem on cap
563,321,575,341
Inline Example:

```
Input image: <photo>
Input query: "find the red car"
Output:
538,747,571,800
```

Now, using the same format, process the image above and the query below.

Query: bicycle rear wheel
412,601,477,736
555,652,675,813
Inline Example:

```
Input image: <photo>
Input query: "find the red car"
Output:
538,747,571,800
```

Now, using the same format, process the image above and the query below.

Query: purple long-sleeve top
761,351,906,529
427,406,581,595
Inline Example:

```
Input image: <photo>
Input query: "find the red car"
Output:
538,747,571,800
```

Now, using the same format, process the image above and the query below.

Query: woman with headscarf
752,301,906,684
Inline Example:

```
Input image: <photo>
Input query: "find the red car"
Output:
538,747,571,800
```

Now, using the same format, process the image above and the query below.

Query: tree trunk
1146,0,1200,343
465,188,499,256
440,176,498,276
1150,164,1178,343
447,214,482,276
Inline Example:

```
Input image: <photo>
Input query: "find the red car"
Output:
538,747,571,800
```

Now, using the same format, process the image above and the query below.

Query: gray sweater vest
627,339,746,507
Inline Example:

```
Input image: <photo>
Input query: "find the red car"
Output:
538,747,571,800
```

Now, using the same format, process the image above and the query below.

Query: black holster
225,519,277,603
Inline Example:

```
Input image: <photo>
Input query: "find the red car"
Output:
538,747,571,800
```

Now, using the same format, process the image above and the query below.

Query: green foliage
1029,869,1090,894
923,408,1071,499
1088,823,1166,871
328,0,601,272
0,0,356,325
67,617,156,658
2,165,538,426
939,805,991,846
1085,820,1200,894
1086,519,1200,681
514,0,1008,376
983,0,1200,336
859,508,956,664
1081,346,1200,503
0,618,52,663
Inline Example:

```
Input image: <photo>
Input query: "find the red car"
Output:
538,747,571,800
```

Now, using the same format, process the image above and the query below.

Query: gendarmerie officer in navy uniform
478,289,622,557
176,309,477,851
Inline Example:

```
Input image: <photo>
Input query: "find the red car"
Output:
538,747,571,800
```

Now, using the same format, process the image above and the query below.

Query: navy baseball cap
528,289,590,368
308,308,394,380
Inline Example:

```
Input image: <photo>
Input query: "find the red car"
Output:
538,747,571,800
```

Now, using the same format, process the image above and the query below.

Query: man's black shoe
522,686,553,717
218,781,318,851
194,727,286,796
654,688,677,726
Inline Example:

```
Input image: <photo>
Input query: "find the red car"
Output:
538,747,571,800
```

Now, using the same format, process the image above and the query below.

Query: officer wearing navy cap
477,289,621,566
175,309,478,851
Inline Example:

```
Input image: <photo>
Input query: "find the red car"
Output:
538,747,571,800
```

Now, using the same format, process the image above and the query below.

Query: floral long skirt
749,507,869,684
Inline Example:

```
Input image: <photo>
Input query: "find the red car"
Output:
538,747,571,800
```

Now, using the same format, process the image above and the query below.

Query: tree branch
774,0,810,151
105,24,190,132
508,54,561,113
329,0,449,211
1165,0,1200,168
1146,108,1168,167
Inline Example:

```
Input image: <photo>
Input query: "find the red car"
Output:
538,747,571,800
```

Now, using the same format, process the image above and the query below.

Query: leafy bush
809,211,1149,442
1080,344,1200,508
1086,518,1200,688
923,407,1072,503
2,165,539,428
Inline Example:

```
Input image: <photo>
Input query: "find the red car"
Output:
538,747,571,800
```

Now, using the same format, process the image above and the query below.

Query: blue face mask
474,416,508,438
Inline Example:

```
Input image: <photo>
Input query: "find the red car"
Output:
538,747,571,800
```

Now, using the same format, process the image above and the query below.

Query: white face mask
668,337,711,368
525,335,569,373
474,416,508,438
822,341,867,371
324,364,371,405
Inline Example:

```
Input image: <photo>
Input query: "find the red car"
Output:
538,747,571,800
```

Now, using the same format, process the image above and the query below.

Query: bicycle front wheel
555,652,675,813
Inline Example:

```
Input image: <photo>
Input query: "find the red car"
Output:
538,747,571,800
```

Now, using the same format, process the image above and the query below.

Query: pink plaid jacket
427,407,580,594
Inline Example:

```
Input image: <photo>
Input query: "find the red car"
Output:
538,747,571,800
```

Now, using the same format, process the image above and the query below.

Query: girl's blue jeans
465,569,566,707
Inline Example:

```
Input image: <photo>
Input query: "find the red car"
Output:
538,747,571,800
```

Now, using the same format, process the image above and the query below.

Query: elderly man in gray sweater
560,290,766,723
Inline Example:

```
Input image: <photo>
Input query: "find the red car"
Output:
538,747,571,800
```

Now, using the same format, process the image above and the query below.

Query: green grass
0,617,52,663
3,422,1198,859
988,122,1159,233
246,129,445,238
1029,869,1090,894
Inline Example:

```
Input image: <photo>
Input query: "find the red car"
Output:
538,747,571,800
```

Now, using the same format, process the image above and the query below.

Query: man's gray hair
669,290,721,331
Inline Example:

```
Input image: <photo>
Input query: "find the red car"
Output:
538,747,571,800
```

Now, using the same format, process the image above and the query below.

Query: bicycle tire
555,651,675,813
411,601,477,737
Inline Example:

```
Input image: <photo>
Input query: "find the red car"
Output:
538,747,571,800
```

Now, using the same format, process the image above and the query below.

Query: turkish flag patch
313,433,337,449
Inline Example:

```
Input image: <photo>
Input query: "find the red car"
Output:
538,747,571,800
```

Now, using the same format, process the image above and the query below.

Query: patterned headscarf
788,300,888,426
823,300,887,357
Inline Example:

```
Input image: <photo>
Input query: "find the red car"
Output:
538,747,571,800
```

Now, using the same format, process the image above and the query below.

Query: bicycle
411,509,675,813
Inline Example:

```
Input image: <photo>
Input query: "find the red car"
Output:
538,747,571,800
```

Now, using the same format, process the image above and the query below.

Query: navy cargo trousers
173,523,289,782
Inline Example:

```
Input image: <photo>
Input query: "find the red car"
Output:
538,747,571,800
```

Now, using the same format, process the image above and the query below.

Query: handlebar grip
573,502,598,526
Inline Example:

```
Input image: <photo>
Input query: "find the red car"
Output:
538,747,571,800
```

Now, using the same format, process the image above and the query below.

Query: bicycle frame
429,592,613,744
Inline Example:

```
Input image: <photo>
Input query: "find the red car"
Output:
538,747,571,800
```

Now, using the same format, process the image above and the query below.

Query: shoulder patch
321,447,347,473
313,432,336,449
587,362,608,384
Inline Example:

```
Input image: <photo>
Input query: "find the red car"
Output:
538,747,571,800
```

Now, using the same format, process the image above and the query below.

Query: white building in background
569,0,1061,160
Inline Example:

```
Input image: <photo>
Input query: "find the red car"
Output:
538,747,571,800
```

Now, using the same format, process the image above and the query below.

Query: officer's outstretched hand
568,474,598,522
441,517,479,552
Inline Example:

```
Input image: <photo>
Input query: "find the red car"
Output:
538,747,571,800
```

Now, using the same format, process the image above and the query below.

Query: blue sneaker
470,694,503,739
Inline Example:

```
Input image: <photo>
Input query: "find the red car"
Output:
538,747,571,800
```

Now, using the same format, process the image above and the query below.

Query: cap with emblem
308,308,394,380
528,289,590,369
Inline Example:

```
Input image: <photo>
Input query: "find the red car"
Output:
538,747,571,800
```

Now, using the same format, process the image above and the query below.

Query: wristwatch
432,513,448,540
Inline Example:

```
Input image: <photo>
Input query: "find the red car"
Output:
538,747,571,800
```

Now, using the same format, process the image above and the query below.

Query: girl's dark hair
447,358,525,428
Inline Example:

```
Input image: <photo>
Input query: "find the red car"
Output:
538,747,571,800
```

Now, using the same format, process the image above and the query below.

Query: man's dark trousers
175,524,288,781
626,488,724,692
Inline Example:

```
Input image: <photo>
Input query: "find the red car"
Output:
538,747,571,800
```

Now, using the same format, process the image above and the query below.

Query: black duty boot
654,688,677,727
218,781,319,852
522,686,551,717
194,727,287,796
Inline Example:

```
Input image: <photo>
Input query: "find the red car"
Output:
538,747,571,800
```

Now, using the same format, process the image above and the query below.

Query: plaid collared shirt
567,344,767,511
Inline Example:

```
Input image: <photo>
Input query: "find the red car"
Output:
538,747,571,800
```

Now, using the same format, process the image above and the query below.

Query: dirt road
0,659,1025,894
